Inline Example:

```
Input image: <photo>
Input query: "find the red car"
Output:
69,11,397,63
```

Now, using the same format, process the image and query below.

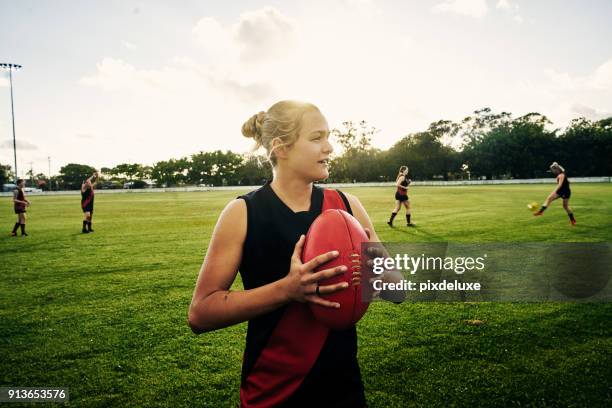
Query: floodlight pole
0,63,22,182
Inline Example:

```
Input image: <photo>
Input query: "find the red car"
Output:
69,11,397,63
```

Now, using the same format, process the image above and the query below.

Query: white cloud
544,58,612,91
571,103,611,121
233,7,298,64
496,0,511,10
79,58,204,94
590,59,612,90
1,140,38,150
513,58,612,129
122,41,137,50
495,0,523,23
192,17,236,63
432,0,489,19
193,7,297,65
76,5,433,158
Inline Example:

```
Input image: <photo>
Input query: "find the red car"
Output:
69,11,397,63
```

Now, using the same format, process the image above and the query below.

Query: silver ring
316,284,321,296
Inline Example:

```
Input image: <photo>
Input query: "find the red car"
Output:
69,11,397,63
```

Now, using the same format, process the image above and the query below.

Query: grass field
1,184,611,407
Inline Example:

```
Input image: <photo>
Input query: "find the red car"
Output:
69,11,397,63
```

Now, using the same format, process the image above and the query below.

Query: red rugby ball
302,209,371,329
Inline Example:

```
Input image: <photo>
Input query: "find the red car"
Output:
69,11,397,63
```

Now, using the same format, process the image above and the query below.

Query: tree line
328,109,611,182
1,108,610,190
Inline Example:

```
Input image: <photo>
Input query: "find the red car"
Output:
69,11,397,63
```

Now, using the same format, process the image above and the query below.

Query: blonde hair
241,100,320,165
550,162,565,173
397,165,409,180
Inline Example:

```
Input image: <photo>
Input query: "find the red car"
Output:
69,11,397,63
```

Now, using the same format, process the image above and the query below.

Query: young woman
387,165,413,227
81,171,98,233
11,179,30,237
534,162,576,225
188,101,394,407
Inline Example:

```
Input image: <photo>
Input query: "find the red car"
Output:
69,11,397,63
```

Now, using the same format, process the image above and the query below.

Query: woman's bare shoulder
216,199,247,229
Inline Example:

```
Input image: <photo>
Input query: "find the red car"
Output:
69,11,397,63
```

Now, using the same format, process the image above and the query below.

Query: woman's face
283,110,333,181
551,167,560,175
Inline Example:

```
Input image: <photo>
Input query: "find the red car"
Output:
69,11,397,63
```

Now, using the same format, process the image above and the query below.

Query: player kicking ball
533,162,576,225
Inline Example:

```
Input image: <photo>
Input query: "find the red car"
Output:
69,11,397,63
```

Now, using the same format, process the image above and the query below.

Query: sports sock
539,205,547,212
568,213,575,221
12,222,19,233
406,214,411,224
19,223,26,235
82,220,88,232
87,221,93,231
388,212,397,223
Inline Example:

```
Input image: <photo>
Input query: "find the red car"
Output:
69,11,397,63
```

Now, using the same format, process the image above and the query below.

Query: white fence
1,177,610,197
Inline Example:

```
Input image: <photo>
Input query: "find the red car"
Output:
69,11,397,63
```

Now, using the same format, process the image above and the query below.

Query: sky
1,0,611,177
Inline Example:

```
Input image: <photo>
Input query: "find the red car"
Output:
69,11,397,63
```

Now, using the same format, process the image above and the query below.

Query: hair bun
241,111,266,144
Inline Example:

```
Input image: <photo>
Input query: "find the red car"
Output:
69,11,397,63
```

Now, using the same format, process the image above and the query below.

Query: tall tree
234,155,272,185
111,163,143,181
189,150,243,186
59,163,96,190
329,120,381,182
151,158,189,187
0,164,14,189
558,117,612,176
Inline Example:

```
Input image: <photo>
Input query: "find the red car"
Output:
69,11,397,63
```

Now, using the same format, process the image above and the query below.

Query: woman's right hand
283,234,349,309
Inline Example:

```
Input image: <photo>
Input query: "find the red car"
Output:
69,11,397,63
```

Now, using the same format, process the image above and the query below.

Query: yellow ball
527,202,540,212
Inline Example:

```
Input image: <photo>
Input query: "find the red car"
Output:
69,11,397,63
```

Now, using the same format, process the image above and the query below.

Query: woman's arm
189,199,287,333
90,172,99,186
344,193,406,303
188,199,347,334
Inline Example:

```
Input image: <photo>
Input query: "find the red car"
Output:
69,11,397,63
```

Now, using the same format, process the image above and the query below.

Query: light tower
0,62,23,182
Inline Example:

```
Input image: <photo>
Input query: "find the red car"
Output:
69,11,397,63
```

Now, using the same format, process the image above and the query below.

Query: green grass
1,184,611,407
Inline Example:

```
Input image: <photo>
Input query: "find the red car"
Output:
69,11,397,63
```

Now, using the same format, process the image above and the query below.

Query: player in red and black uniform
11,179,30,237
387,165,414,227
188,101,404,407
81,171,98,233
534,162,576,225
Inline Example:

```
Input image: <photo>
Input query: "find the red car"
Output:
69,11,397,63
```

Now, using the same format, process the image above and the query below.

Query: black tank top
81,186,94,204
557,172,570,192
238,181,366,407
14,188,25,210
396,176,409,195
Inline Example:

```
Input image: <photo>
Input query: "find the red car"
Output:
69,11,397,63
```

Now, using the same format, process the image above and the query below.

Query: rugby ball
527,202,541,212
302,209,371,329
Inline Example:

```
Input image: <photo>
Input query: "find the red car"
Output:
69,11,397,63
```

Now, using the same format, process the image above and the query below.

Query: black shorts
82,205,94,214
395,192,409,202
14,208,26,214
556,189,571,199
